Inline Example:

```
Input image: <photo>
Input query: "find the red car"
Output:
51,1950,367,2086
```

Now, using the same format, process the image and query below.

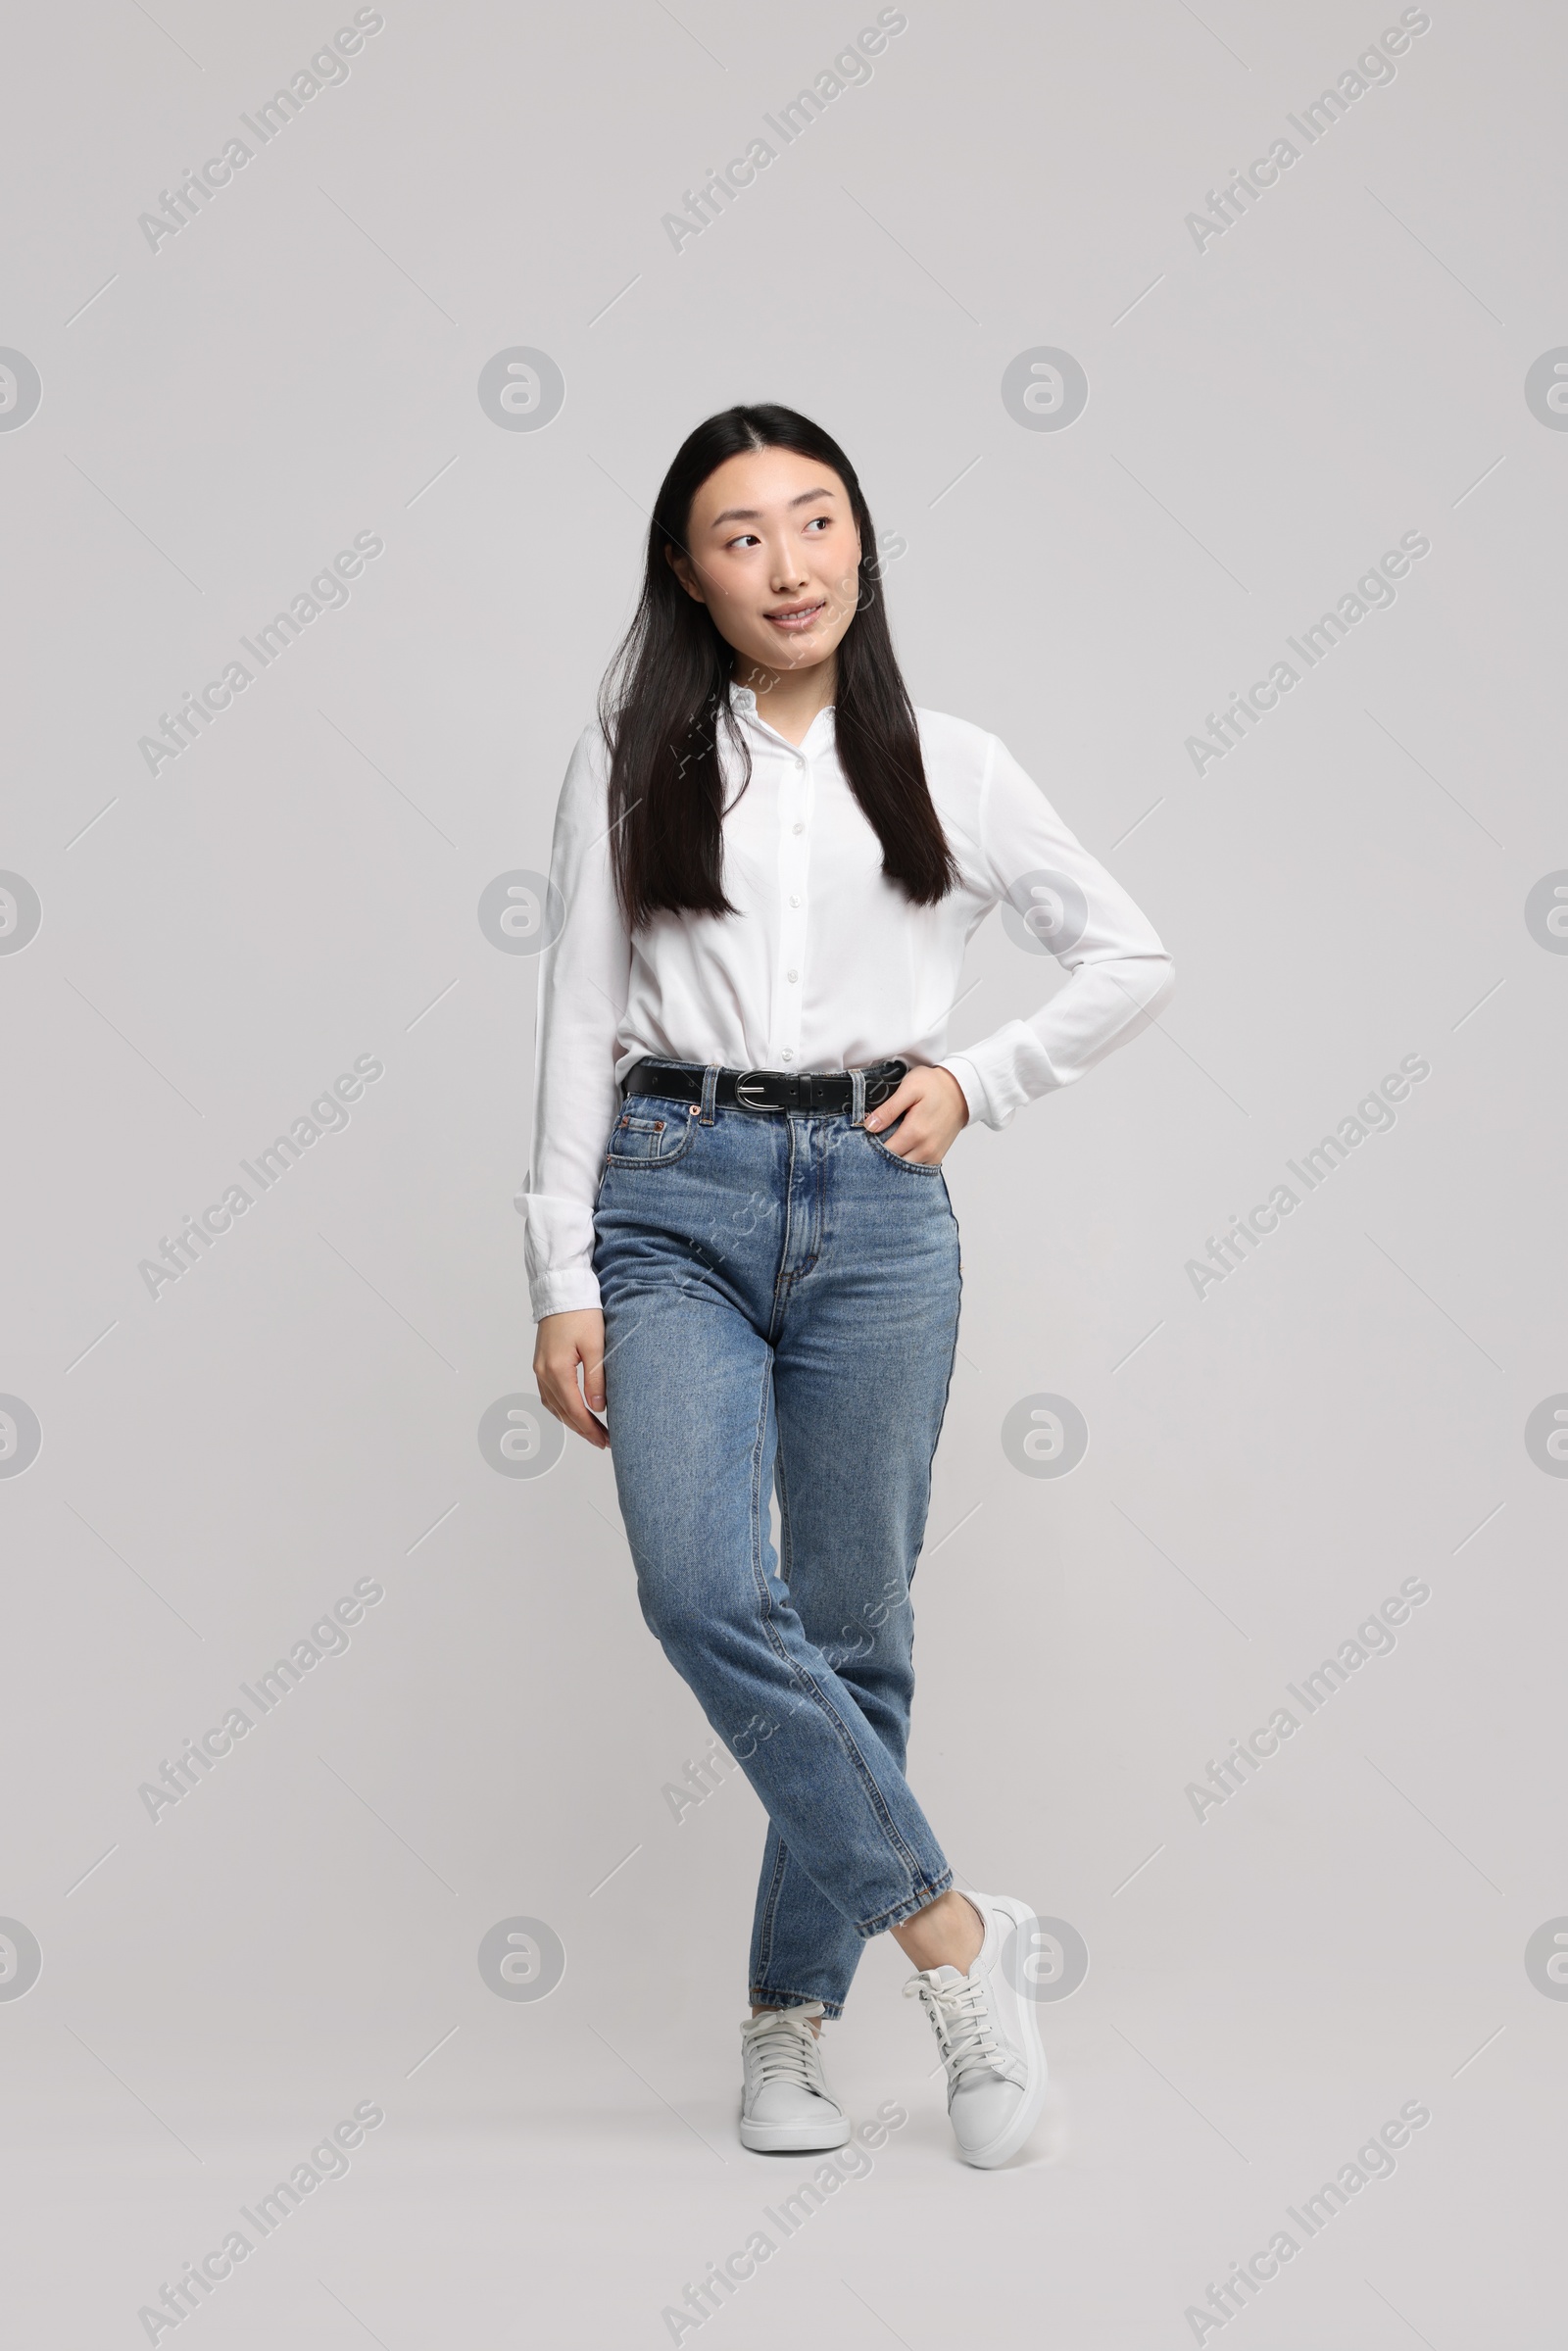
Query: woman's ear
665,543,705,605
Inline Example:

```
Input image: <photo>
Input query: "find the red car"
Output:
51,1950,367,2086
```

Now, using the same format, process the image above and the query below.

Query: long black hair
599,404,958,931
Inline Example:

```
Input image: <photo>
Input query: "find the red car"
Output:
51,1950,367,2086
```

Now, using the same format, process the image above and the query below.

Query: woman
522,404,1173,2169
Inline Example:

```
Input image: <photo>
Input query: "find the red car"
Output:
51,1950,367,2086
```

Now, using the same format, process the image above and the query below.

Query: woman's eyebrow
709,487,839,526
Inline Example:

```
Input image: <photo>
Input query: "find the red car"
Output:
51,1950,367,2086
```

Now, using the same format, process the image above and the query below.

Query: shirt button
786,969,799,983
789,894,801,907
792,821,805,835
781,1048,795,1060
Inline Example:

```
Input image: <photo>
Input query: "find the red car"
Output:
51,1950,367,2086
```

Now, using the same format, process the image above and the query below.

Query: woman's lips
765,601,826,632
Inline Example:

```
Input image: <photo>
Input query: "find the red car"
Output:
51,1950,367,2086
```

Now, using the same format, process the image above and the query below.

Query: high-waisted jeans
592,1061,961,2018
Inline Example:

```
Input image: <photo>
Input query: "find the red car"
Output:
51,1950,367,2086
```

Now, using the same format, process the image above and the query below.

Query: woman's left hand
862,1064,970,1163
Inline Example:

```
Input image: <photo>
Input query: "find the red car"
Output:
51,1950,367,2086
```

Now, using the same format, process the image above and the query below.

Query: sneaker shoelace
744,2003,827,2093
905,1969,1007,2083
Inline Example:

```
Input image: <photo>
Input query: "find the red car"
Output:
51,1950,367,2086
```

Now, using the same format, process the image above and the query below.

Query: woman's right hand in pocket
534,1309,609,1448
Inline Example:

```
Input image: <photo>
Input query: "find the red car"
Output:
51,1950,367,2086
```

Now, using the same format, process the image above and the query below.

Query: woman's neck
736,657,837,748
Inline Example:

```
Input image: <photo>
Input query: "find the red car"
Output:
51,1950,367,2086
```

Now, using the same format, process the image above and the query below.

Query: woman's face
667,445,862,680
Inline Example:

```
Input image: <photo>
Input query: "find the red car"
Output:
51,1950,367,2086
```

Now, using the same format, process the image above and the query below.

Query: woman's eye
805,515,830,532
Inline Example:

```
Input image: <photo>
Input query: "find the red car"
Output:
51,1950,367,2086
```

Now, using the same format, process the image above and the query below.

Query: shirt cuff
939,1054,991,1130
529,1269,604,1322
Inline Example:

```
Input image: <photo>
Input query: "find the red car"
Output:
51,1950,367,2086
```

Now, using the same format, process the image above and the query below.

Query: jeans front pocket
862,1117,945,1175
605,1102,698,1169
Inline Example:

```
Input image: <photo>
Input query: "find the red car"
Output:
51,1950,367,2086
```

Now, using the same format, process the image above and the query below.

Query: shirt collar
727,679,836,746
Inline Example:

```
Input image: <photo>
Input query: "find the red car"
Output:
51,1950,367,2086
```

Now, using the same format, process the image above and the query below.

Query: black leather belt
622,1056,907,1114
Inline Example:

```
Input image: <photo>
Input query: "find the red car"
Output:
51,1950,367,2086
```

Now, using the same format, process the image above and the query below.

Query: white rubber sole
739,2106,852,2153
957,1892,1049,2170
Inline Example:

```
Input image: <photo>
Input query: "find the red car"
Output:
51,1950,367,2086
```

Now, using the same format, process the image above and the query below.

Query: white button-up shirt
520,686,1173,1318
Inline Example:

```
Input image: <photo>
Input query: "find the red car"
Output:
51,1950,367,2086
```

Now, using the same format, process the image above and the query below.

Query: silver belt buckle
734,1070,771,1109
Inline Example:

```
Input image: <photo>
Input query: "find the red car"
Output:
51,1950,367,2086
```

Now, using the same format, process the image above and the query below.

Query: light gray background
2,1,1563,2343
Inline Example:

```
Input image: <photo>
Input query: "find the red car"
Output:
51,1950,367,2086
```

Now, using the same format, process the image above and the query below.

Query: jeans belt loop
700,1061,721,1125
849,1066,867,1128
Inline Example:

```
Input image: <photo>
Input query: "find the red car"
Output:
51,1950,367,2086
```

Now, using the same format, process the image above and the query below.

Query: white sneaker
904,1891,1048,2168
739,2001,851,2152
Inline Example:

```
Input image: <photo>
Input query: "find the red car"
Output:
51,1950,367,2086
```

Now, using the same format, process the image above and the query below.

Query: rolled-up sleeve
515,726,630,1320
940,734,1175,1131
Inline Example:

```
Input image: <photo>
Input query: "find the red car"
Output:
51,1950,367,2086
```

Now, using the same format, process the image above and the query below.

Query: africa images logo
135,12,387,254
660,10,908,252
137,1054,385,1299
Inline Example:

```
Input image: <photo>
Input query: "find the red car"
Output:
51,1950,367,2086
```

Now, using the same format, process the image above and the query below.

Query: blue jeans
592,1063,961,2018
